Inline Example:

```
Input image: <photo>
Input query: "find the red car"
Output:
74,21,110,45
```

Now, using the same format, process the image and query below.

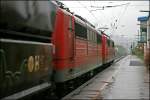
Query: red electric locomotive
101,32,115,64
0,0,115,99
51,1,115,96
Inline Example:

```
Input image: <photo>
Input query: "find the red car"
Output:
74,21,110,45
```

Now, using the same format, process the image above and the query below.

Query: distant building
138,16,148,43
138,15,150,67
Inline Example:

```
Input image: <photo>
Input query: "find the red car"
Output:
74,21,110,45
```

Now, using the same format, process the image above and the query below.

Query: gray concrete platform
62,55,149,100
101,55,149,99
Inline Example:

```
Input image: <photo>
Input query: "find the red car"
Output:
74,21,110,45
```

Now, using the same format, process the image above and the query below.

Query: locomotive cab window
110,41,112,47
112,41,115,47
87,29,90,40
97,34,102,44
93,32,97,43
69,16,73,32
107,39,110,47
95,32,97,43
75,22,87,39
87,30,97,43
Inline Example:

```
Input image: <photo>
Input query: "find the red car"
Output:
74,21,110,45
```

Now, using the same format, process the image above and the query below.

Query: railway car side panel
52,9,76,82
102,35,107,64
97,33,102,65
110,40,115,62
108,40,115,62
107,39,111,62
0,1,56,99
0,39,53,99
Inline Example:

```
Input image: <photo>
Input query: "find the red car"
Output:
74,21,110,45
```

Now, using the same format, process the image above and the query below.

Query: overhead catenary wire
67,5,149,8
77,1,99,25
87,2,130,33
110,4,125,33
90,2,130,11
112,3,130,34
62,1,146,34
91,2,130,34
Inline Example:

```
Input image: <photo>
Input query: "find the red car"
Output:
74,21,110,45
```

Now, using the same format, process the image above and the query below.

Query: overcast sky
62,1,149,39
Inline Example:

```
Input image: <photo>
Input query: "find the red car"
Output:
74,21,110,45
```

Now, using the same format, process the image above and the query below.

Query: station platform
101,55,149,99
62,55,149,100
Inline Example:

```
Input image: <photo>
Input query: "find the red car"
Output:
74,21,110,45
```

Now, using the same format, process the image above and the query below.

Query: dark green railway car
0,37,53,99
0,1,55,99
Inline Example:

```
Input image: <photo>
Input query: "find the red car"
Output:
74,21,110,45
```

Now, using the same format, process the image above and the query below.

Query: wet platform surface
62,55,149,100
101,55,149,99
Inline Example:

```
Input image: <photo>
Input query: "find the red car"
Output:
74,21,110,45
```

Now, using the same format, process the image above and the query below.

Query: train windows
88,31,96,43
87,29,90,40
94,33,97,43
97,34,102,44
110,40,112,47
93,32,95,42
90,31,93,41
87,29,97,43
87,29,92,41
107,39,110,46
91,31,93,41
75,22,87,39
112,41,115,47
88,30,91,41
92,32,95,42
69,16,72,32
110,40,114,47
89,30,93,42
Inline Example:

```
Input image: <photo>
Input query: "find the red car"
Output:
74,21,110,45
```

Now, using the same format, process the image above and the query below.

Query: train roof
53,1,87,29
74,15,96,32
97,30,109,38
53,1,114,42
97,30,114,41
53,0,74,15
74,15,95,28
54,1,96,29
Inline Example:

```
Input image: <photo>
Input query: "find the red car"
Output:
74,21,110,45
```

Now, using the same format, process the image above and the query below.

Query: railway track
62,56,124,100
